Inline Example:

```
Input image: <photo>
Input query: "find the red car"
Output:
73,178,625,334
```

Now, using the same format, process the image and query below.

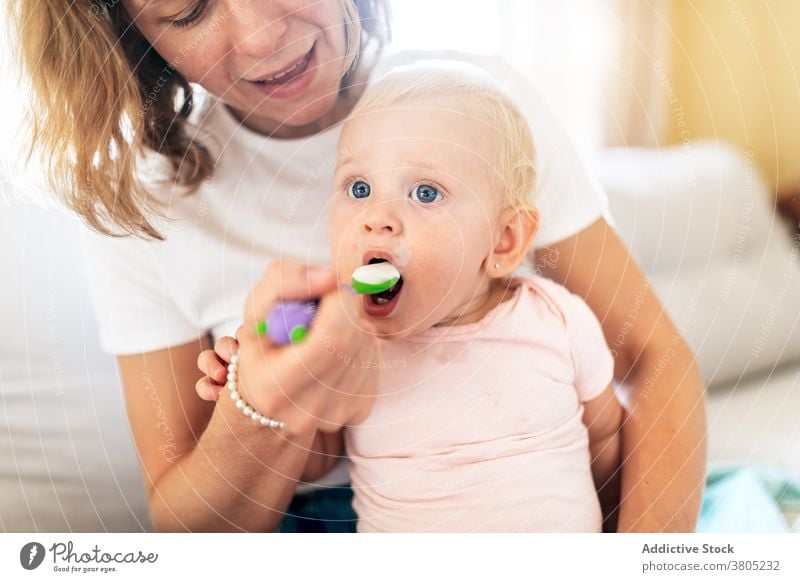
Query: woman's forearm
148,393,315,532
616,343,707,532
535,219,707,532
590,433,622,531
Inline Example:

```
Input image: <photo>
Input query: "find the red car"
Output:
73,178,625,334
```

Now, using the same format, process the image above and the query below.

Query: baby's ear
487,206,539,276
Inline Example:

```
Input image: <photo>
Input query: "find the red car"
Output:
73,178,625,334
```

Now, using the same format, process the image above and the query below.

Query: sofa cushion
593,142,800,387
0,195,151,531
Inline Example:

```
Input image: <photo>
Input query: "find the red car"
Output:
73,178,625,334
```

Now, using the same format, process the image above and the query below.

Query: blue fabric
276,466,800,533
698,466,800,533
277,486,357,533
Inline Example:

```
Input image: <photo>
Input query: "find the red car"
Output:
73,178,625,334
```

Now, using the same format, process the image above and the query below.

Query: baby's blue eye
347,180,371,199
411,184,441,204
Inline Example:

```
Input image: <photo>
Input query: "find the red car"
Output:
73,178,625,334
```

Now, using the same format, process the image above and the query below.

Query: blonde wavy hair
8,0,391,239
349,63,537,213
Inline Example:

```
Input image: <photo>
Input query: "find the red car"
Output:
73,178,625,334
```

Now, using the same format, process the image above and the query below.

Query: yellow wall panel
667,0,800,196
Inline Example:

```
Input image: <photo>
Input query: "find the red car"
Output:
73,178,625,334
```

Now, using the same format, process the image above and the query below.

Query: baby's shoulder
513,275,588,330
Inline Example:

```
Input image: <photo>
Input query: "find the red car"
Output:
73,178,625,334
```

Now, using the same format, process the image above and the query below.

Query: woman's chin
263,93,340,132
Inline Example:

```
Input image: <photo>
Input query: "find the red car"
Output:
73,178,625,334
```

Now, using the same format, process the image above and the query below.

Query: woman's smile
244,42,319,100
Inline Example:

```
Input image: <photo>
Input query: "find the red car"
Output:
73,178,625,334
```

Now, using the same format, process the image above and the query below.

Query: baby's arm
301,431,345,482
582,383,624,531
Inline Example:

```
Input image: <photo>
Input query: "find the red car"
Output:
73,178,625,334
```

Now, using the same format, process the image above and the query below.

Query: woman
11,0,705,532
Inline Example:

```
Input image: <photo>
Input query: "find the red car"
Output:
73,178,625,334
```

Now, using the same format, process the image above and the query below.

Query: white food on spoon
352,262,401,285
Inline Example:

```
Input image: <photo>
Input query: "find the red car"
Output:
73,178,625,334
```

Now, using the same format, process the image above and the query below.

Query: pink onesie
345,275,615,532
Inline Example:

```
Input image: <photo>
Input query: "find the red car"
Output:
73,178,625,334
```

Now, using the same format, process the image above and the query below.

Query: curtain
391,0,672,150
601,0,672,147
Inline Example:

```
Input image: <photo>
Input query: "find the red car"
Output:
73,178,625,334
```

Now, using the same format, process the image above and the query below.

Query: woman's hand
196,333,293,404
196,336,240,401
197,259,381,436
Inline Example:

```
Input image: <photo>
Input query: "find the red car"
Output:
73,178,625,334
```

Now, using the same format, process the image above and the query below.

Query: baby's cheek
328,210,355,265
425,262,465,302
328,202,352,235
441,240,471,279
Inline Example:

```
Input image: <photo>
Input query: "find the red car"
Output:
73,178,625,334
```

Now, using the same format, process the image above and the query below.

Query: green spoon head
350,276,400,295
351,261,402,295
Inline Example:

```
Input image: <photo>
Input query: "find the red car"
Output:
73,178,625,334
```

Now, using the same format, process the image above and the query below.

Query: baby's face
329,102,504,339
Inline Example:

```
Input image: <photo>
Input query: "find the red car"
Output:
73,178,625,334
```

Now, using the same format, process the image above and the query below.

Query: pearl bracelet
226,351,285,430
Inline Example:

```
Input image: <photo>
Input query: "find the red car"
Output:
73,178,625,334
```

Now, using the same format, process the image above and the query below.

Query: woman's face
123,0,351,135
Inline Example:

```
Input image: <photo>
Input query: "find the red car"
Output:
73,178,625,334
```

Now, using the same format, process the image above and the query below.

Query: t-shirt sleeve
556,284,615,402
482,54,613,248
79,226,202,356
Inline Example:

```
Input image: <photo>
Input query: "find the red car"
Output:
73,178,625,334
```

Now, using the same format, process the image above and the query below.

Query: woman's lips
247,43,317,100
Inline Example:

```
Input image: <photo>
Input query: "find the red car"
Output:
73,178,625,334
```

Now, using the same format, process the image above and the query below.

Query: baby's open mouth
367,258,404,305
361,257,403,317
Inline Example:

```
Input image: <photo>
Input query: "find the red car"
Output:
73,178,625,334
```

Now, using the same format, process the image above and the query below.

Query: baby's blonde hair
349,62,537,214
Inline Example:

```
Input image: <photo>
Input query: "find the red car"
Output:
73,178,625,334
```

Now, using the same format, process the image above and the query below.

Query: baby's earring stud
494,263,500,270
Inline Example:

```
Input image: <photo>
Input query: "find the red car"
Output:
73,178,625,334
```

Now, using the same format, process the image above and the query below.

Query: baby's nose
363,221,397,234
362,206,403,235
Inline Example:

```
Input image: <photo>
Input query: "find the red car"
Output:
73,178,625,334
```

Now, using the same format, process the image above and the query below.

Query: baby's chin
356,313,415,341
355,279,458,339
357,306,446,342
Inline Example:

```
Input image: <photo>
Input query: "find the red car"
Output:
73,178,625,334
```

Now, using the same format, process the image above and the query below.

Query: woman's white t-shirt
80,49,611,488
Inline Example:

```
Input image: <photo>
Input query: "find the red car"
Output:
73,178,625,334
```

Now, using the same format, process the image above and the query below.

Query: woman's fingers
230,260,381,435
197,349,228,384
242,259,338,335
289,286,367,375
196,376,224,402
214,335,240,364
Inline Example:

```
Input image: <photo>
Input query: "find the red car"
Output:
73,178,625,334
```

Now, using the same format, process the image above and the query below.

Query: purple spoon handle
265,298,321,345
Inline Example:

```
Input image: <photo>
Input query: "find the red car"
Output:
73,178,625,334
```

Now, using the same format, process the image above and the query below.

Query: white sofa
0,196,151,531
593,141,800,389
592,142,800,490
2,140,798,531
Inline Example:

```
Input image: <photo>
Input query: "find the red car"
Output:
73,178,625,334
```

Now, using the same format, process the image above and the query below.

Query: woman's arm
119,337,315,532
536,218,707,532
582,383,624,531
122,259,378,531
302,432,345,483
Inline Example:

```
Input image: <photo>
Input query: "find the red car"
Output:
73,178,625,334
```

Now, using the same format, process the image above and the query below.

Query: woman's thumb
305,264,337,289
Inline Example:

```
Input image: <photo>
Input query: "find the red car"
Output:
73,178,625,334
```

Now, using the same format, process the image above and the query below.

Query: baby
319,63,624,532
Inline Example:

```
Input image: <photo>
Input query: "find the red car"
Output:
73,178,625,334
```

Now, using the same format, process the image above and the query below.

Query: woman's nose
226,1,290,60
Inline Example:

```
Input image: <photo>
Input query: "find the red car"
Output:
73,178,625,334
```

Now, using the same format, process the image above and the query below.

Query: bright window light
390,0,504,55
